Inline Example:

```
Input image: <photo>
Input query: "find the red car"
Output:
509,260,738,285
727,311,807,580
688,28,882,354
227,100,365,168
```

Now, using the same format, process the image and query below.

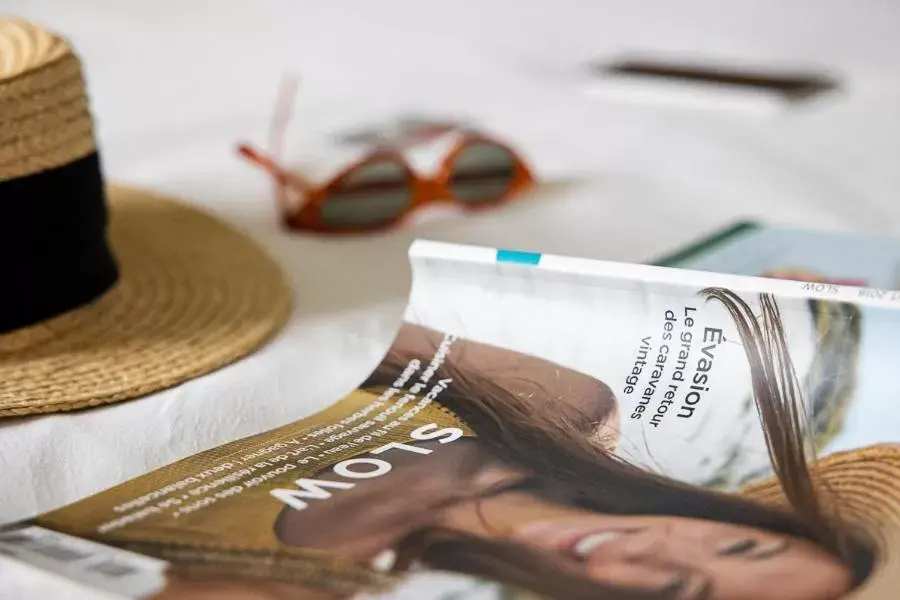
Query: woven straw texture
0,184,292,417
0,18,292,416
0,18,95,179
743,444,900,600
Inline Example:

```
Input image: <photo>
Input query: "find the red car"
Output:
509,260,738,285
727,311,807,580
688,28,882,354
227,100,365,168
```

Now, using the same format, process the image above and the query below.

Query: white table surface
2,0,900,525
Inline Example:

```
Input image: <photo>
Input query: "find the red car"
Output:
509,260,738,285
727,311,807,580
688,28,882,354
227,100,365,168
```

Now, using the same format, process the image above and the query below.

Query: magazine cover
2,229,900,600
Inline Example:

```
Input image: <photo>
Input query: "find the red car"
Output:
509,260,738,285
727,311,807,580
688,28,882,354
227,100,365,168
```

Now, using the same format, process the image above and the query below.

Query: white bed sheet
2,0,900,525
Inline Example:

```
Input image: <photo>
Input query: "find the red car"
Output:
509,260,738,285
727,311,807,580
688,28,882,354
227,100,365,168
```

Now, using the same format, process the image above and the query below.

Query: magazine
2,226,900,600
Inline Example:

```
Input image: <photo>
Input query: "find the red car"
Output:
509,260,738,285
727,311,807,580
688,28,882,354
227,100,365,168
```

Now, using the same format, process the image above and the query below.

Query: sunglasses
237,80,536,234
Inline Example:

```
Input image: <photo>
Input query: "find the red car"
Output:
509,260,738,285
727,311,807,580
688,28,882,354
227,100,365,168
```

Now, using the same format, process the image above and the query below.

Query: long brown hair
355,289,875,600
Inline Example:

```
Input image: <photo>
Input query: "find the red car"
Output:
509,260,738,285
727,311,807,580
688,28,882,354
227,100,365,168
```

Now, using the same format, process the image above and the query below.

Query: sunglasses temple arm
237,144,314,216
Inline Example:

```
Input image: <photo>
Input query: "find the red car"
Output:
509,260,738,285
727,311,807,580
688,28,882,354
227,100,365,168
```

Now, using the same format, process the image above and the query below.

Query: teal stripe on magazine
496,249,542,265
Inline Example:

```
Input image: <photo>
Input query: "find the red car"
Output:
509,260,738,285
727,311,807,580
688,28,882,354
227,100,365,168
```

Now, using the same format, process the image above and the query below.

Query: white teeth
573,531,623,556
369,549,397,573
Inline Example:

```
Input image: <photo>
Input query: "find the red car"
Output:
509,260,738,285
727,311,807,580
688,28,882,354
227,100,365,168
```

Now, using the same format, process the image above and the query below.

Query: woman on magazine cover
156,290,887,600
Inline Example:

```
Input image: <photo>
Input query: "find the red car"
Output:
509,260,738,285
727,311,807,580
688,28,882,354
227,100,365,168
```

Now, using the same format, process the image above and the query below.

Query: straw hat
743,444,900,600
0,18,291,417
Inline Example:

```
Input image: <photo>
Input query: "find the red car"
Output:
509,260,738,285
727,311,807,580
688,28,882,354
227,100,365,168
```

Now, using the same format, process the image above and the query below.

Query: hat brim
0,184,291,417
743,444,900,600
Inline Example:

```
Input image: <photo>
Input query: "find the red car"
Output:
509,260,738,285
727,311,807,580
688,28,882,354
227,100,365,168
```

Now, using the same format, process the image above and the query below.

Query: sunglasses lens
321,160,412,229
449,142,518,205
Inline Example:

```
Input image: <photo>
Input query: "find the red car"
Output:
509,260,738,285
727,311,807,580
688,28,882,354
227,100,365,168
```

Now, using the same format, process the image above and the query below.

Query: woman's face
277,438,852,600
442,489,852,600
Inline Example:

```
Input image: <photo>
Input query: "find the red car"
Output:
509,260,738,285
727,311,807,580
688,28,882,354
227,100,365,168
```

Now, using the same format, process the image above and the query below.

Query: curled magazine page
4,236,900,600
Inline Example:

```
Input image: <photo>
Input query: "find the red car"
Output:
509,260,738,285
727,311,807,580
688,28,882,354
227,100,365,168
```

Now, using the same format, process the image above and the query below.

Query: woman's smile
572,530,631,557
515,518,791,563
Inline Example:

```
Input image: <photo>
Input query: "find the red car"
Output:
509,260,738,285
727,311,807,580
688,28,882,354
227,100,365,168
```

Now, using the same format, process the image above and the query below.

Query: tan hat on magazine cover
0,18,291,417
743,444,900,600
